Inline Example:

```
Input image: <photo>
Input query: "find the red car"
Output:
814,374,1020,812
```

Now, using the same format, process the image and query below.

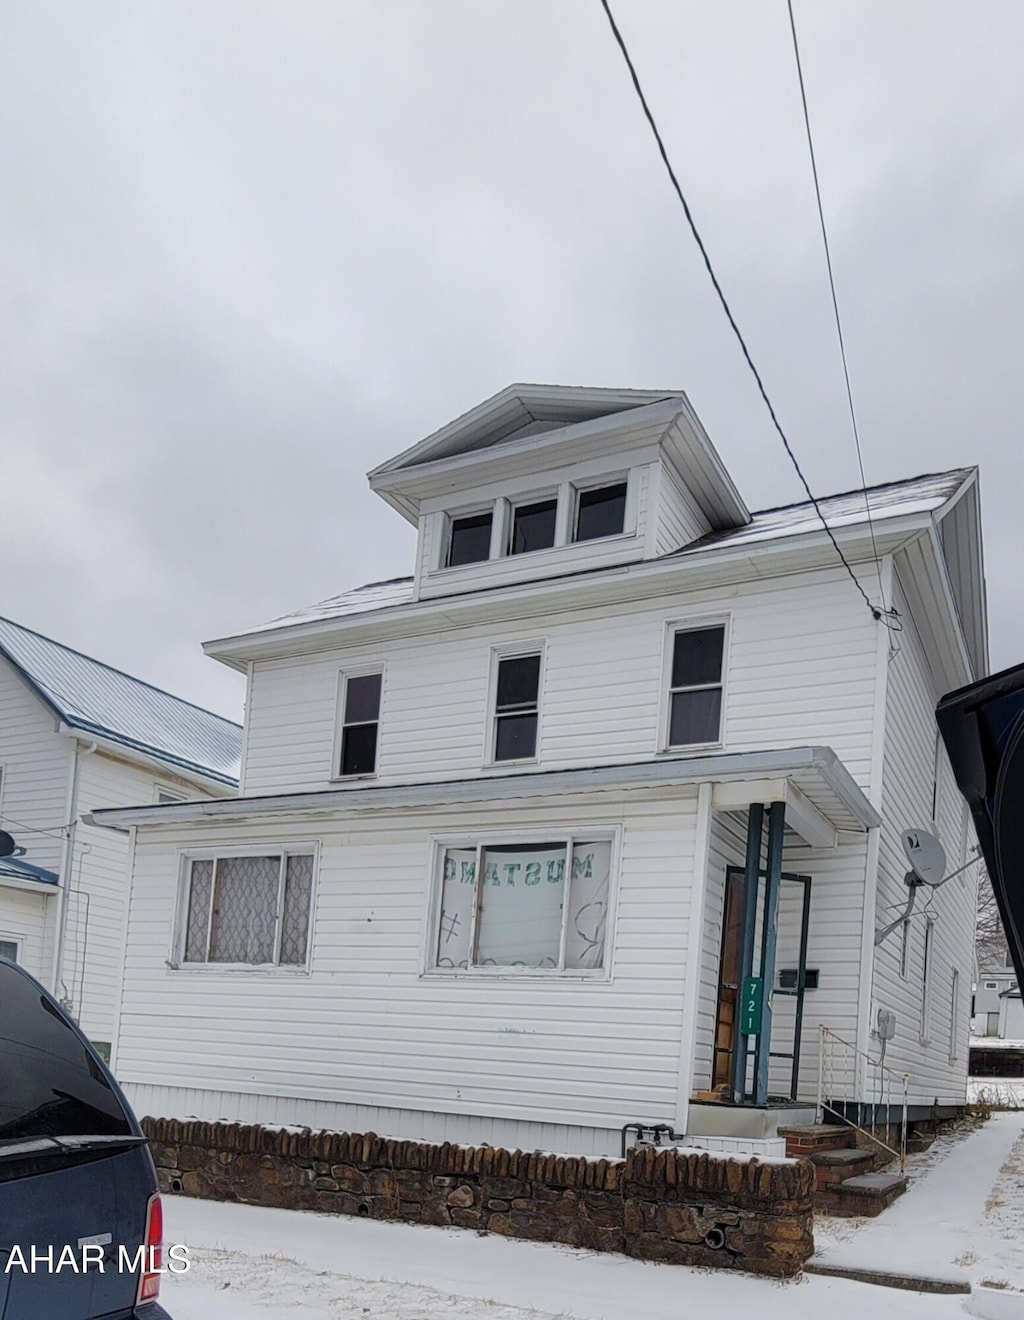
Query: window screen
574,482,627,542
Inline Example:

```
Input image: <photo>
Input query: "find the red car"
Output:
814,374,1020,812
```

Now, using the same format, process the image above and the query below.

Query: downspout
52,739,97,1009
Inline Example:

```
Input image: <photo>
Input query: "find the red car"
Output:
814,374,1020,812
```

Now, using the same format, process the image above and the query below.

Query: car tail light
137,1193,163,1305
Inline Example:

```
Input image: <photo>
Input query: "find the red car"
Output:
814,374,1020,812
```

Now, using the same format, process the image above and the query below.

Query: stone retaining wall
142,1118,814,1277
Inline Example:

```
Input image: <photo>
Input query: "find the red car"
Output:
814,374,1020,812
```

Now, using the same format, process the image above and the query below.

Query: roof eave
202,511,931,664
85,744,879,834
58,723,239,793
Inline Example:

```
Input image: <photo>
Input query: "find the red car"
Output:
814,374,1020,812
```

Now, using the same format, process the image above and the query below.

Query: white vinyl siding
70,750,219,1043
0,657,73,877
870,577,978,1105
240,564,881,799
112,789,700,1150
0,889,51,982
653,460,711,556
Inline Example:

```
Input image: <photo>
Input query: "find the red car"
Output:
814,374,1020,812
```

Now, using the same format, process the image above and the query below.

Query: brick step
808,1148,875,1187
779,1124,852,1157
816,1171,908,1218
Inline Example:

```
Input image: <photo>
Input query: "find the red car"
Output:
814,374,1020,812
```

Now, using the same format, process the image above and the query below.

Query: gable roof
369,384,684,472
0,617,242,787
367,384,751,532
230,468,972,642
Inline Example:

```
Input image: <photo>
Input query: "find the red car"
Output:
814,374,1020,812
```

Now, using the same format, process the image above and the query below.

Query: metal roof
240,469,971,638
0,855,59,886
0,617,242,786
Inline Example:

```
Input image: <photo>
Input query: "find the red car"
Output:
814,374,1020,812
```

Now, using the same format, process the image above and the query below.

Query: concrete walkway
812,1111,1024,1290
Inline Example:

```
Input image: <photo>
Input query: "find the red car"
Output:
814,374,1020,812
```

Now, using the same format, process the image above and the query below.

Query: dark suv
0,957,171,1319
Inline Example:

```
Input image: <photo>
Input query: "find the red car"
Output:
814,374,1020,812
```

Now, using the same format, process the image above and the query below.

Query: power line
597,0,894,627
786,0,887,614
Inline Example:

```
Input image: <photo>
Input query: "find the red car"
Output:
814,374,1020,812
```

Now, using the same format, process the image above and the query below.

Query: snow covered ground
154,1112,1024,1319
814,1111,1024,1291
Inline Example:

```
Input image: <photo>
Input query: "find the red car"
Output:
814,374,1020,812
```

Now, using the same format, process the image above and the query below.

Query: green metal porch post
754,801,786,1105
731,803,763,1102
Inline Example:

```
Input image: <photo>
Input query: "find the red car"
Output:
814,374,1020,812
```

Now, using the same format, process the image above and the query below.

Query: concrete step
817,1170,908,1218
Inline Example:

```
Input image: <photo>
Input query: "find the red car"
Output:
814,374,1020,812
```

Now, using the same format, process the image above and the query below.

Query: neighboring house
972,964,1018,1037
0,616,242,1052
90,385,985,1156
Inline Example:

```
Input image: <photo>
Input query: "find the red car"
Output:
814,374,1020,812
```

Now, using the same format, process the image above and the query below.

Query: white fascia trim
85,745,880,833
0,875,60,896
56,725,237,797
203,514,933,667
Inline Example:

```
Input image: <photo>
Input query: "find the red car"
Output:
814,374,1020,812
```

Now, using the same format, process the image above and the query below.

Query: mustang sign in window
432,837,612,972
181,853,313,966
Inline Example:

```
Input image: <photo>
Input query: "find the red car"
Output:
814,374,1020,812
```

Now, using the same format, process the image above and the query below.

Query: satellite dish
0,830,17,859
902,829,947,886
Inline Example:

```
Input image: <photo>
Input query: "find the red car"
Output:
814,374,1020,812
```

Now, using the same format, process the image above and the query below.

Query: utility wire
786,0,887,615
598,0,895,626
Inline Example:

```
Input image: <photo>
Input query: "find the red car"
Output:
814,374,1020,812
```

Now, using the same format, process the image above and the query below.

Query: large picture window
666,624,725,747
431,836,613,973
181,852,314,967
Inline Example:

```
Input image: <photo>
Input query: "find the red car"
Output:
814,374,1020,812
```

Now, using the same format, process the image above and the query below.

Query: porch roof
86,745,879,839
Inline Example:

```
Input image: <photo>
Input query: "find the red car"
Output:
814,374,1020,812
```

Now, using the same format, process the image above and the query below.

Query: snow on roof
0,617,242,786
242,469,971,638
675,469,972,555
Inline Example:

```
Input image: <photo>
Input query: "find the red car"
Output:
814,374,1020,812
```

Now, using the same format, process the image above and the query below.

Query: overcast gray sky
1,1,1021,720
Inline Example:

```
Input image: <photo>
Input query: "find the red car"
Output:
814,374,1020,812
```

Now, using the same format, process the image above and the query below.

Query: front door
712,869,745,1091
711,865,812,1103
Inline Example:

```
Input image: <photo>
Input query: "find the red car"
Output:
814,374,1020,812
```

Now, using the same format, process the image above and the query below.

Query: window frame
431,471,637,575
920,917,935,1044
949,967,961,1062
154,785,188,804
172,844,319,974
0,935,20,963
571,477,631,544
444,507,497,569
332,665,385,782
658,617,730,753
422,827,620,980
485,643,546,767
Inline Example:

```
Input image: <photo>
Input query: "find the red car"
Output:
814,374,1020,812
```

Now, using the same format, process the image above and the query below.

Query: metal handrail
816,1024,909,1172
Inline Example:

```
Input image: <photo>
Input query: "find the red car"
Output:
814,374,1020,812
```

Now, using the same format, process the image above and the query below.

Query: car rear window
0,965,131,1143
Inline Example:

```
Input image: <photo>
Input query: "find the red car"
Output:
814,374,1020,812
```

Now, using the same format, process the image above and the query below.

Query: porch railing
816,1024,909,1173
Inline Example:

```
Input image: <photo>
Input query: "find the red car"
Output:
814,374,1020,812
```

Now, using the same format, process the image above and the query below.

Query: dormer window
574,482,627,542
509,498,557,555
434,471,635,574
447,511,493,567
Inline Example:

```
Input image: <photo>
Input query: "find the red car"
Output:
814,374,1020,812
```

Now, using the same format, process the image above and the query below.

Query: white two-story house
90,385,986,1155
0,616,242,1054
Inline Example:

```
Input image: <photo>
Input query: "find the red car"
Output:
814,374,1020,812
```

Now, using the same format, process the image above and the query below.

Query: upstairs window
574,481,627,542
667,625,725,747
447,511,493,567
493,652,541,762
181,852,314,967
338,671,383,777
509,498,557,555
